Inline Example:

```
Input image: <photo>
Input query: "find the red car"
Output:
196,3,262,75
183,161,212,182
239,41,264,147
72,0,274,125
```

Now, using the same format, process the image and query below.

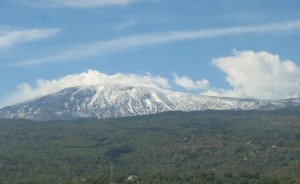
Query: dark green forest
0,108,299,183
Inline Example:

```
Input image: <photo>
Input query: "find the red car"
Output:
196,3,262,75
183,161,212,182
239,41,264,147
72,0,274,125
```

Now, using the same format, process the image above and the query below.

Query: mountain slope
0,84,299,121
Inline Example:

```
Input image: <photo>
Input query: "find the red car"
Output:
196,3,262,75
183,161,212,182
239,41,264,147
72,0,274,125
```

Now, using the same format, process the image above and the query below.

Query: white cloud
0,28,60,49
203,50,300,99
0,70,170,107
173,73,209,91
13,20,300,66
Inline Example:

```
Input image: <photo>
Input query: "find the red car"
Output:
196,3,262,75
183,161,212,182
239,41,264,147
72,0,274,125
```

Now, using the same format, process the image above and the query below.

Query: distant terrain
0,107,299,183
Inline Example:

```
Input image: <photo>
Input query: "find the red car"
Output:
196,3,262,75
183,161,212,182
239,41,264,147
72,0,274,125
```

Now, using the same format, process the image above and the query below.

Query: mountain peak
0,84,299,121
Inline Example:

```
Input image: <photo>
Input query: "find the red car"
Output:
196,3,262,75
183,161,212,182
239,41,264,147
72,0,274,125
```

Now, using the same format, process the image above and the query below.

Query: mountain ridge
1,84,299,121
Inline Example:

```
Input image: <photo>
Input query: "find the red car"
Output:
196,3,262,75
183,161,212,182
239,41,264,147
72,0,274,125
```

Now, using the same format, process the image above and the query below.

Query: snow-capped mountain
0,84,299,121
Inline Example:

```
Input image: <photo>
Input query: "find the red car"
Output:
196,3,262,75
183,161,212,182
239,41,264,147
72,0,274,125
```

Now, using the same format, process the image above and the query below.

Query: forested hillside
0,108,299,183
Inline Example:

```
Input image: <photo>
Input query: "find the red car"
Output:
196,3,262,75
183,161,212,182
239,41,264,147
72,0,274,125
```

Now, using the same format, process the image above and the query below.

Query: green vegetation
0,108,299,183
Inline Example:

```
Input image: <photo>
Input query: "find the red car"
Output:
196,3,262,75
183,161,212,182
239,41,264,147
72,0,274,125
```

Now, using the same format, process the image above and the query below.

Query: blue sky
1,0,300,107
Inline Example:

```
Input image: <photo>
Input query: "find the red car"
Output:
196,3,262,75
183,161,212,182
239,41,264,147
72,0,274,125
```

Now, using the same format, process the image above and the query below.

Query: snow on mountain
0,84,299,121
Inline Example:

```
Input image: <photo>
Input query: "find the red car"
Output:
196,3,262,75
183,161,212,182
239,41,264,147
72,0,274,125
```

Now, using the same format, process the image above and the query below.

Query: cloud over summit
1,51,300,108
173,73,209,91
0,70,170,107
